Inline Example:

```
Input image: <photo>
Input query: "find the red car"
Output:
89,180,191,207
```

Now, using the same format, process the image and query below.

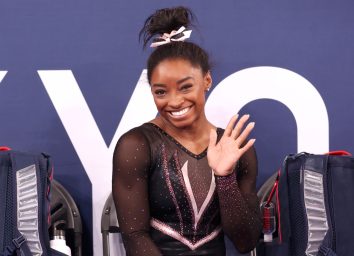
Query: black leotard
112,123,261,255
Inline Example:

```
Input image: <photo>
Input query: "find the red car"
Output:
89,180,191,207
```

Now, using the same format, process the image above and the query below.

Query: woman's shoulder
114,123,163,164
117,123,161,145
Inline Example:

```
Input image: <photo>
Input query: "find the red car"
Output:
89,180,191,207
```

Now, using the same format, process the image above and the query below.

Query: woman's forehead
151,59,203,80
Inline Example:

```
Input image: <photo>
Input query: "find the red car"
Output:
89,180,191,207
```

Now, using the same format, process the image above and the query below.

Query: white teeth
171,107,189,116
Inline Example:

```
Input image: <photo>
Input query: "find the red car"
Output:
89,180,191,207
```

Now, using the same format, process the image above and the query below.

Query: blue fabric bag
258,151,354,256
0,148,66,256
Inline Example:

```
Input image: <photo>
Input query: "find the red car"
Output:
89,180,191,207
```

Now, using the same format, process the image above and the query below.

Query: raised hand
207,114,255,176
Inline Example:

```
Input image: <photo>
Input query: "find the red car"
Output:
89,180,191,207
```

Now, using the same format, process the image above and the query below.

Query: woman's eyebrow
177,76,193,84
152,76,193,87
152,83,166,87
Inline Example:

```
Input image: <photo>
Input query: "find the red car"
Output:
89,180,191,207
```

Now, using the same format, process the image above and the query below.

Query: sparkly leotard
112,123,261,256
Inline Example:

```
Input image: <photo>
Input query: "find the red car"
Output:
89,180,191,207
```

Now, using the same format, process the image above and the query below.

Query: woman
112,6,262,256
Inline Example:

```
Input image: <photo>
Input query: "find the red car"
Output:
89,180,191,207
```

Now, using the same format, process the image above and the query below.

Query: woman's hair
139,6,210,83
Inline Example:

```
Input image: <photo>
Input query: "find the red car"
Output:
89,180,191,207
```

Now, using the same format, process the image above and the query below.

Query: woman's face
150,58,212,129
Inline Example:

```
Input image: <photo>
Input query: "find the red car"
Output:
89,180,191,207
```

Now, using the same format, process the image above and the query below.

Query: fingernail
249,122,255,126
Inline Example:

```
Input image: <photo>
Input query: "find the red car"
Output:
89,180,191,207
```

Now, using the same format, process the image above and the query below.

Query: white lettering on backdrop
38,69,155,256
206,66,329,153
39,66,329,255
0,71,8,84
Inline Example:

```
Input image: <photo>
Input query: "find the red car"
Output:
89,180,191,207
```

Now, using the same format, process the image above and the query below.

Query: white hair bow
150,26,192,48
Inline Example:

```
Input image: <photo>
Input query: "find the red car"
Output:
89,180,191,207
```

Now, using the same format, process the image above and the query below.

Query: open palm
207,114,255,176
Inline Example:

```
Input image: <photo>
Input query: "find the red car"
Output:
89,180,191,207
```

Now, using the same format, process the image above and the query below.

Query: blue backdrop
1,1,354,255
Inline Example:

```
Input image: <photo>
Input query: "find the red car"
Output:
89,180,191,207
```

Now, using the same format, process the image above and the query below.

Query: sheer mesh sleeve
112,128,162,256
215,146,262,253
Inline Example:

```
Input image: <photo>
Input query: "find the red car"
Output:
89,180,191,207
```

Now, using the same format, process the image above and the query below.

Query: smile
170,107,190,117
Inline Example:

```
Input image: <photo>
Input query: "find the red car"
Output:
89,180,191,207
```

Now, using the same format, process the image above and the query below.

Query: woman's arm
112,129,161,256
215,146,262,253
208,115,262,253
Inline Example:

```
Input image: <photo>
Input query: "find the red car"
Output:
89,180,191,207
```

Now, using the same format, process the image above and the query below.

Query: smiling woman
112,6,262,256
150,58,211,134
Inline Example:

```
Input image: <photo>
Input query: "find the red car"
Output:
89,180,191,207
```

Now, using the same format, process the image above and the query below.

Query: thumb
208,128,217,149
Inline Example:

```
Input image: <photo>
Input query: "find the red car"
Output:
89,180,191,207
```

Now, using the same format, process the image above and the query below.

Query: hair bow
150,26,192,48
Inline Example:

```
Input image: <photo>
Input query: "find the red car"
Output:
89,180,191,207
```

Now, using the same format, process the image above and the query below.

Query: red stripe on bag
325,150,351,156
276,169,282,243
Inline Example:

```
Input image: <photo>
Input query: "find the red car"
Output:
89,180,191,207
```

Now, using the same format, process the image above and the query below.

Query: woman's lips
169,107,190,117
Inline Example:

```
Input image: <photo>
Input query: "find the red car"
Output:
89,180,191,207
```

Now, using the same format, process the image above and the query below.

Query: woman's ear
204,71,212,91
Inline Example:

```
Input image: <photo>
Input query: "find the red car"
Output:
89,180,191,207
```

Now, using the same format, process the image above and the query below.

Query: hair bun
140,6,195,48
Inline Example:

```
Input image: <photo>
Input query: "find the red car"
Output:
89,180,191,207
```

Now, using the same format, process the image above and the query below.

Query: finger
235,121,255,146
224,114,239,136
239,139,256,155
231,114,250,139
208,128,217,149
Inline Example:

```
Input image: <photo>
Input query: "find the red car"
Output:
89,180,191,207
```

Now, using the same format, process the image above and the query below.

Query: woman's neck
151,115,216,155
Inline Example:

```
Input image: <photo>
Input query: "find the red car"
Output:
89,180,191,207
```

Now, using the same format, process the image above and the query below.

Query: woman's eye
181,84,192,91
154,90,166,96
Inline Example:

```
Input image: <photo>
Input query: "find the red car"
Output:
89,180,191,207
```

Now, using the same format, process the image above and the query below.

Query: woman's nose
169,93,184,108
